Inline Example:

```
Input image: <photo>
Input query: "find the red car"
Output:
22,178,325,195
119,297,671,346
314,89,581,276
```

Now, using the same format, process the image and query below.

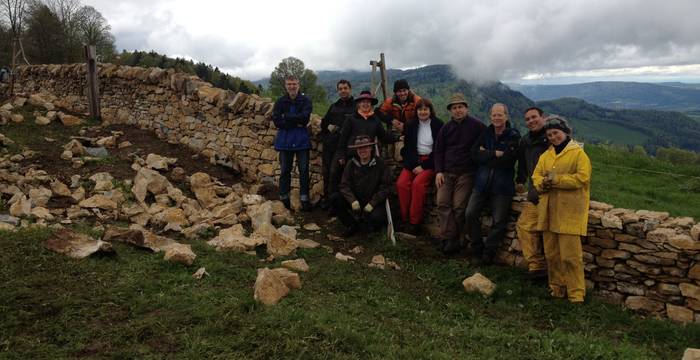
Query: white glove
351,201,361,211
327,124,339,133
364,204,374,213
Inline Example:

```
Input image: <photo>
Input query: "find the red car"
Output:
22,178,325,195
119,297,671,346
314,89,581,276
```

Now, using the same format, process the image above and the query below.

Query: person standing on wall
464,103,521,264
532,115,591,304
320,79,354,211
271,75,313,211
433,93,486,255
377,79,422,134
396,98,443,235
515,107,550,279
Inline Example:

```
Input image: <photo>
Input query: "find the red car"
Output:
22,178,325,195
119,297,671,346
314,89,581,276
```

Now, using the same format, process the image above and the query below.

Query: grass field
2,108,700,359
1,227,699,359
569,118,651,146
586,144,700,219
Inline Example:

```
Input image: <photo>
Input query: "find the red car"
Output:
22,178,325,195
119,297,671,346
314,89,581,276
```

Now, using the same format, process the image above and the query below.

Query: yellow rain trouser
516,202,546,272
543,231,585,302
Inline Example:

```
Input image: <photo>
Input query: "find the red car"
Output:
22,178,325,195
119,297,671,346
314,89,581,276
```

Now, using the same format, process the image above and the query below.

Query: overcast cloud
83,0,700,82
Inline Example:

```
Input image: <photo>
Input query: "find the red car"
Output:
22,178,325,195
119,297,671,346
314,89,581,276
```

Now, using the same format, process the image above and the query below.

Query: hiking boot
301,200,312,212
464,246,483,259
526,269,548,281
319,199,330,211
442,239,462,255
404,223,422,236
343,225,359,238
481,251,495,265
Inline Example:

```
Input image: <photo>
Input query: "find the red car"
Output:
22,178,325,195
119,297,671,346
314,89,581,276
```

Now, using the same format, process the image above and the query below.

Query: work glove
527,188,540,204
364,203,373,213
351,201,361,212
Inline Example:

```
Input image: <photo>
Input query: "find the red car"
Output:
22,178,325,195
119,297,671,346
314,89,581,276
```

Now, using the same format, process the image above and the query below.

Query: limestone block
624,296,664,313
667,304,694,324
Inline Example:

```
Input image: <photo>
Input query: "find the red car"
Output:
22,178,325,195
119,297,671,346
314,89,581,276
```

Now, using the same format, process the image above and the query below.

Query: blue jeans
465,191,512,253
278,149,310,201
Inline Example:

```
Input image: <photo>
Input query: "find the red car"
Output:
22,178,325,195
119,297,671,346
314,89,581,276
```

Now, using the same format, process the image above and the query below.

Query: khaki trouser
543,231,585,303
516,202,547,272
436,173,474,242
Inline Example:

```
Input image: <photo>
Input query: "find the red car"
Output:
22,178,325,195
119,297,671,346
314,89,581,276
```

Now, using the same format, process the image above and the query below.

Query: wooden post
379,53,388,101
84,45,101,120
9,38,16,97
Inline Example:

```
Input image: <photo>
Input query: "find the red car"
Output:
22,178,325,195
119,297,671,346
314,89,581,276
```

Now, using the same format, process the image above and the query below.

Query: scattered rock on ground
44,229,113,259
683,348,700,360
254,268,290,305
303,223,321,231
192,267,209,279
270,268,302,289
281,258,309,272
146,153,177,170
163,243,196,266
335,252,355,262
462,273,496,297
58,113,82,126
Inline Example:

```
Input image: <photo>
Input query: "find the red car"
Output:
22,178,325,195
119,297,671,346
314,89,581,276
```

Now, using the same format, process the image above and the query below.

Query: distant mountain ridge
260,64,700,153
511,81,700,112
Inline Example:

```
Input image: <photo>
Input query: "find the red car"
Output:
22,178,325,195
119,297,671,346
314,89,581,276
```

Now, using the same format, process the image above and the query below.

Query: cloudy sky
84,0,700,84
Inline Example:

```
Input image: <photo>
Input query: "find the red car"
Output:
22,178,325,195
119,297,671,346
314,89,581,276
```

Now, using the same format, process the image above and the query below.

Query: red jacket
378,92,422,128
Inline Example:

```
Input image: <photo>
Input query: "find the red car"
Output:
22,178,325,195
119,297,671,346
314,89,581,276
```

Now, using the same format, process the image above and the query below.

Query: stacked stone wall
12,64,700,323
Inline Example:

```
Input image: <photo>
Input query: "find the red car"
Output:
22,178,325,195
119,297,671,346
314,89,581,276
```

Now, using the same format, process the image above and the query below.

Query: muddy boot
301,200,312,212
442,238,462,255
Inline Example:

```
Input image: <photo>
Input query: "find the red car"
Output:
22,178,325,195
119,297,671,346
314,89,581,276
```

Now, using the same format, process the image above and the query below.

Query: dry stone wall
12,64,700,323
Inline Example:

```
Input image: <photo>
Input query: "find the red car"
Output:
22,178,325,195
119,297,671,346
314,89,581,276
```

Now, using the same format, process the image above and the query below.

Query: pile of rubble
0,94,82,126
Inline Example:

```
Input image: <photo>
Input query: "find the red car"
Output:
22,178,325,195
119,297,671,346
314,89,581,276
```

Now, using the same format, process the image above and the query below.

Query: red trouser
396,160,435,225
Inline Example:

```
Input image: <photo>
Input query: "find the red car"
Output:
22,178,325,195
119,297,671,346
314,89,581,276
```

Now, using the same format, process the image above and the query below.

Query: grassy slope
2,106,700,359
587,144,700,219
569,119,650,146
1,227,698,359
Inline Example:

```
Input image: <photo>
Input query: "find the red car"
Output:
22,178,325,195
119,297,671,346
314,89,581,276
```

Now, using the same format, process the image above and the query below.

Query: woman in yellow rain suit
532,115,591,303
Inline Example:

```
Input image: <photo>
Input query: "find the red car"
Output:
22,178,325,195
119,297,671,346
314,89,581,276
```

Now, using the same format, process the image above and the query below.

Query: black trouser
330,192,386,232
464,190,512,254
323,140,342,198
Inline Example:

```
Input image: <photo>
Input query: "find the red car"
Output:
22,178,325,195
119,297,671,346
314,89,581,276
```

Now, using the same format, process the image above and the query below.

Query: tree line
116,50,261,95
1,0,115,65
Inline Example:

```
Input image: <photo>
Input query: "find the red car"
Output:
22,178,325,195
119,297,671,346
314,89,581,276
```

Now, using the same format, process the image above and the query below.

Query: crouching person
532,115,591,304
331,135,390,237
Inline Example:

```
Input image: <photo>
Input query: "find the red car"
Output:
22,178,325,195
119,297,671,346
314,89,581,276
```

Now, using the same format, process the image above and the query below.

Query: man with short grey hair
271,75,313,211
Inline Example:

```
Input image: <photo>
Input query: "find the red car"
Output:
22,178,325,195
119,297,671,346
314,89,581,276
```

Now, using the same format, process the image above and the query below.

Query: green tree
75,5,115,62
269,56,326,102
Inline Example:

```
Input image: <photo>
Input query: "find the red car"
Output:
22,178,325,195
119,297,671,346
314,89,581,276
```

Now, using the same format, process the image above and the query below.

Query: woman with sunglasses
532,115,591,304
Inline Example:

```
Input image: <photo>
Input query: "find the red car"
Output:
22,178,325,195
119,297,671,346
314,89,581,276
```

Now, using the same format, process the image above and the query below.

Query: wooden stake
84,45,101,120
9,38,16,97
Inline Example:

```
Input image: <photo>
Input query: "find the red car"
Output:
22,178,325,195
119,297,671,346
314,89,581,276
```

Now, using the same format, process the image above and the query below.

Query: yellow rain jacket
532,140,591,236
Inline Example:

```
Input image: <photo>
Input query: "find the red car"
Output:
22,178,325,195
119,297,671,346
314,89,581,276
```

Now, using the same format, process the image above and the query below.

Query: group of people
271,75,592,303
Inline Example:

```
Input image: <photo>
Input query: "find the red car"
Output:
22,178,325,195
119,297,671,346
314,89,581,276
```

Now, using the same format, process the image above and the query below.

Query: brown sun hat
446,93,469,110
354,90,379,106
347,135,377,149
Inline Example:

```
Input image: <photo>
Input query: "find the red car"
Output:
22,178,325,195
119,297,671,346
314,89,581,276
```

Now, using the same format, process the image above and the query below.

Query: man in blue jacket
272,75,313,211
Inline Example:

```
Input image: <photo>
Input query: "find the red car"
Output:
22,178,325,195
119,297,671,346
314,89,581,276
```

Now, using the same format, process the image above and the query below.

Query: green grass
571,118,651,146
1,226,698,359
587,144,700,218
